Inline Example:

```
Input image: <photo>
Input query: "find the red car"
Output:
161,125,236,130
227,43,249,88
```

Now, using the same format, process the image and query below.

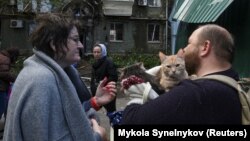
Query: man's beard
184,50,200,75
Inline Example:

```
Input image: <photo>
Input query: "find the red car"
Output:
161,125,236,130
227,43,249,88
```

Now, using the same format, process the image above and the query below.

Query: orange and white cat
156,51,188,91
119,50,189,93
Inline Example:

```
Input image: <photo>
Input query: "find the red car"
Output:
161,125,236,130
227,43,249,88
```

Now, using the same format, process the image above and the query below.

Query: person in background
91,43,118,114
121,24,242,124
0,48,19,138
3,13,116,141
0,48,19,118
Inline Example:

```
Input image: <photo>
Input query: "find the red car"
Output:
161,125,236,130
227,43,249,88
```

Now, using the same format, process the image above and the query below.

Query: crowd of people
0,13,248,141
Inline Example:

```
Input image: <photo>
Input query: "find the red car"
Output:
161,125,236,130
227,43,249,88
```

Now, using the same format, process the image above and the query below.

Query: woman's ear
50,40,56,52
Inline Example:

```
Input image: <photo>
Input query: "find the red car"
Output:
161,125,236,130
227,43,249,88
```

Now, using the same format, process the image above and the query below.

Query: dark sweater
90,56,118,112
91,56,118,95
0,52,16,92
121,68,242,125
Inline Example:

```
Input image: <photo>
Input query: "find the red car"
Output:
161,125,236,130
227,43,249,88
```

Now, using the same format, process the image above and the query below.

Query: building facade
0,0,170,55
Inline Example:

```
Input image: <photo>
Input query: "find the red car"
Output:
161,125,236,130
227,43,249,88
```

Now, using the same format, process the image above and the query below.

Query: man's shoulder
167,79,203,95
182,76,230,86
176,78,230,92
179,76,239,96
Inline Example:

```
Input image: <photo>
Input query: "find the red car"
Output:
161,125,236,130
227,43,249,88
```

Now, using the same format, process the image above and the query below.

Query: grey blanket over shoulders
4,50,97,141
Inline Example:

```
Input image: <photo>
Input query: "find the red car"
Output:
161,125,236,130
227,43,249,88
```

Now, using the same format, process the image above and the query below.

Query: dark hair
93,43,102,49
29,13,78,59
198,24,235,63
6,48,20,63
1,47,20,63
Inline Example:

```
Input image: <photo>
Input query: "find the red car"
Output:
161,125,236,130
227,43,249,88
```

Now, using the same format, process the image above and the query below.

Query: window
148,23,160,42
110,23,124,41
29,21,36,36
138,0,147,6
148,0,162,7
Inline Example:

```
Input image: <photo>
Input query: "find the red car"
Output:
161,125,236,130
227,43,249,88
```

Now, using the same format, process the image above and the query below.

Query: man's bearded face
184,47,200,75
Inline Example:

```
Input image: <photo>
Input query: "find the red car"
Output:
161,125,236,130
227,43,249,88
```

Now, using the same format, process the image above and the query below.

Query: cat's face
159,52,186,78
118,62,146,80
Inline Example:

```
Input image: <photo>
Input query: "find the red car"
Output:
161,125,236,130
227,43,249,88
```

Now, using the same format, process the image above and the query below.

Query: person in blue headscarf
91,43,118,114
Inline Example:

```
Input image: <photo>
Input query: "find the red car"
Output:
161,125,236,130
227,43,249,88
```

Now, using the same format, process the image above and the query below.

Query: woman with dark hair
3,13,116,141
0,48,19,118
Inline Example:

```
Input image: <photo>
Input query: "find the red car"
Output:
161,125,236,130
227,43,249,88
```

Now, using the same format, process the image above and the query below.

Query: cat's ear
176,48,184,58
138,62,146,70
118,67,124,73
159,51,167,62
138,62,143,66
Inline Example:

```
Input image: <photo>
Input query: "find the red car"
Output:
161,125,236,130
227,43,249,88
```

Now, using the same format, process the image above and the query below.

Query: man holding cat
121,24,242,124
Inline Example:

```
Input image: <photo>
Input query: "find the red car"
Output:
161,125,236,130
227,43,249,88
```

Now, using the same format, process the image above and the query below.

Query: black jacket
64,66,92,103
91,56,118,95
121,68,242,124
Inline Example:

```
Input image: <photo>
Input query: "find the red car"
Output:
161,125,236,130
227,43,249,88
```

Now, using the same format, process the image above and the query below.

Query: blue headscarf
99,44,107,58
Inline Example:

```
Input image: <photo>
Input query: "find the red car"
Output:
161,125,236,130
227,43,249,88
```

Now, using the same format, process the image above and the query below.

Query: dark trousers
0,92,7,117
103,97,116,113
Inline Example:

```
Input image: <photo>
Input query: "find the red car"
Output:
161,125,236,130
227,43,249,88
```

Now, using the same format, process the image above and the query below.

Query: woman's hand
91,119,108,141
95,77,117,106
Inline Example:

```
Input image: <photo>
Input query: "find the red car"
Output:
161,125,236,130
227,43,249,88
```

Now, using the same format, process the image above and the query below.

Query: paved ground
97,91,130,141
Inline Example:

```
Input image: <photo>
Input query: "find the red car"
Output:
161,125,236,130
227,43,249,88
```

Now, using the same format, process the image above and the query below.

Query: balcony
103,0,134,16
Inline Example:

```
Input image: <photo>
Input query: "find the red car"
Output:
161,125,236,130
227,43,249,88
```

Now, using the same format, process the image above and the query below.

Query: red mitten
121,75,145,89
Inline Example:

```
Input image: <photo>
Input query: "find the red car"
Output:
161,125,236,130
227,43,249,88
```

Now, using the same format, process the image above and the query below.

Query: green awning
173,0,234,23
